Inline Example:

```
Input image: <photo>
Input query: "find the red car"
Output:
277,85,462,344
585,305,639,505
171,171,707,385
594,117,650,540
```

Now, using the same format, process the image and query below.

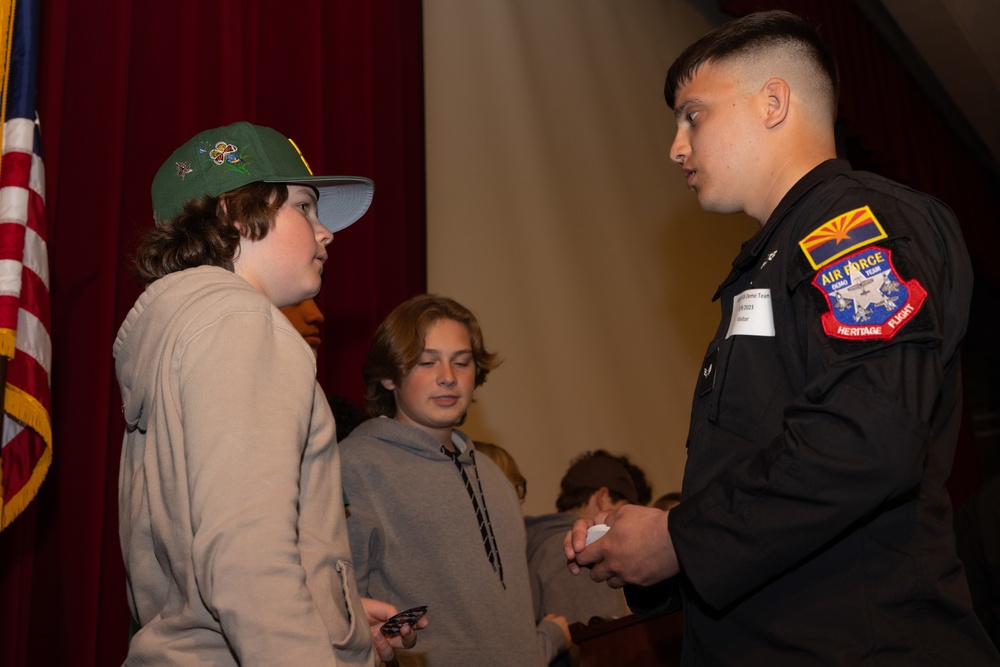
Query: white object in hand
585,523,610,546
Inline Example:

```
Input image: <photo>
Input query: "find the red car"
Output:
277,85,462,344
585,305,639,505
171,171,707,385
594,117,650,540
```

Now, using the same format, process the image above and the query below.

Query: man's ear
589,486,611,512
762,77,791,129
381,379,397,391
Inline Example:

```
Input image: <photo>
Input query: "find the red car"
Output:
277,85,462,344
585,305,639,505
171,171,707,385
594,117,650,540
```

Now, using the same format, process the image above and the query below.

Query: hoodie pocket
330,559,373,659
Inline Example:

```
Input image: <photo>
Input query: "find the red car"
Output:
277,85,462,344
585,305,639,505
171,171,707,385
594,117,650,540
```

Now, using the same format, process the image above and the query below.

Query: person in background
328,394,367,442
617,454,653,506
116,121,424,665
281,297,325,357
340,294,569,666
475,441,528,505
527,451,634,635
279,298,367,443
566,11,999,664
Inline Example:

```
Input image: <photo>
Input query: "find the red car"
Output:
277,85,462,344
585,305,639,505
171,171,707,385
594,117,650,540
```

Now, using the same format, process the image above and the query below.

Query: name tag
726,288,775,338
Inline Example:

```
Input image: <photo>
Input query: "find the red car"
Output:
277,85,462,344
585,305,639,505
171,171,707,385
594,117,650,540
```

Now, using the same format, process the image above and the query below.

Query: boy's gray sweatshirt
341,417,566,666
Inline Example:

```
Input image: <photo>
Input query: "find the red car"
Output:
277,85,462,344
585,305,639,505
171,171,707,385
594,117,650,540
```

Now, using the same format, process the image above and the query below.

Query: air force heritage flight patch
802,207,927,341
811,245,926,340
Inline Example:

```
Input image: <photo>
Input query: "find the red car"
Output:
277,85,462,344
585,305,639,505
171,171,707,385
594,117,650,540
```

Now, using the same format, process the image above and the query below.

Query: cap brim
265,176,374,232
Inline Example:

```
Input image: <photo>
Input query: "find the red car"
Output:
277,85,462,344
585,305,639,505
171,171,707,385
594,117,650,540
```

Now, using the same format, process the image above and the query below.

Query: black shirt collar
714,159,850,299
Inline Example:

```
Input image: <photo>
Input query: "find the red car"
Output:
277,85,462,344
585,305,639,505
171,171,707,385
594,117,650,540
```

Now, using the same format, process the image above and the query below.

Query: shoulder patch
798,205,888,269
810,245,926,341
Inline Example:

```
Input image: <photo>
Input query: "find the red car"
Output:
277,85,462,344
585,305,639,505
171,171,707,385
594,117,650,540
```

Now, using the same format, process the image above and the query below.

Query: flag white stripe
0,186,29,224
29,152,44,203
1,117,34,154
15,306,51,378
22,226,47,287
0,258,22,296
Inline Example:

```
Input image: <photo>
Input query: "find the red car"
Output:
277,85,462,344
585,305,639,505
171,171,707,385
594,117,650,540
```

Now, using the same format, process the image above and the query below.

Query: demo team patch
810,245,926,341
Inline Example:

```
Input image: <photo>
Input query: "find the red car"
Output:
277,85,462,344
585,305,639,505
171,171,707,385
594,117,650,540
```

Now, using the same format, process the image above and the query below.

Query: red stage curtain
0,2,425,665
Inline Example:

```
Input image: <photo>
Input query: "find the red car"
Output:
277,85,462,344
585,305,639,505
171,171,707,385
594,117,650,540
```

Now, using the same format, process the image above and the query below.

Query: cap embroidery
198,140,252,176
209,141,237,164
175,161,193,179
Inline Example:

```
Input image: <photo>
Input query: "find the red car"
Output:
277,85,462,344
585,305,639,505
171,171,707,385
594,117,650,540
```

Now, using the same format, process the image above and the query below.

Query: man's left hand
564,505,680,588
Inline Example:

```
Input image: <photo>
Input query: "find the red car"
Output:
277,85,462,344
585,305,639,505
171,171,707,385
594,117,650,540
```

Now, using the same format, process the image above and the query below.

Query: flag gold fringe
0,0,15,180
0,382,52,530
5,382,51,445
0,435,49,530
0,327,15,359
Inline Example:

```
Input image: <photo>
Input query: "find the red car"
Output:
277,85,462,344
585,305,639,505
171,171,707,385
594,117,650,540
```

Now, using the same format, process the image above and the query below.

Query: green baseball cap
151,121,374,232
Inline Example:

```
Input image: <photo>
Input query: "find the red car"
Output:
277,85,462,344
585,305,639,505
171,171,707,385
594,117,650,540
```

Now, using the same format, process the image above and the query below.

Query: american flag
0,0,52,531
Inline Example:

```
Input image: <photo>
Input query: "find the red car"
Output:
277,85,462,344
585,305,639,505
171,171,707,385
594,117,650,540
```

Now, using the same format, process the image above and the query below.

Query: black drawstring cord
443,446,506,589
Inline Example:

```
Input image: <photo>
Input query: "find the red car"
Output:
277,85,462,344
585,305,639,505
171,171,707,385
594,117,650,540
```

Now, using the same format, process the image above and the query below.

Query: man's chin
699,196,744,216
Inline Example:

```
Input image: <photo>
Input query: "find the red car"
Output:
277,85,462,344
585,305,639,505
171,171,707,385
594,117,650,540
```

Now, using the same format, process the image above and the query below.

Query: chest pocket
697,289,788,442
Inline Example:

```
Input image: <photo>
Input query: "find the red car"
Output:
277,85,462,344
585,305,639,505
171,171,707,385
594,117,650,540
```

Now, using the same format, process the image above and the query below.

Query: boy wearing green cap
115,122,424,665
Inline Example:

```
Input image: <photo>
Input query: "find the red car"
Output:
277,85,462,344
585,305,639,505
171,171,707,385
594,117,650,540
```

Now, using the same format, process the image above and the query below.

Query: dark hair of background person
555,449,639,512
327,395,366,442
617,453,653,506
362,294,499,419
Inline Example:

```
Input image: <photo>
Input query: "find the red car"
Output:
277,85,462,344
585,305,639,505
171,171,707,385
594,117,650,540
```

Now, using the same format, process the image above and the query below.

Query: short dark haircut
664,10,839,116
134,181,289,284
363,294,499,419
617,454,653,506
556,486,633,513
555,449,638,512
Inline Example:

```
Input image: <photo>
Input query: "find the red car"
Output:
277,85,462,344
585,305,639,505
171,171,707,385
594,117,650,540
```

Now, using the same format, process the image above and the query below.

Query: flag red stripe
17,265,50,325
0,222,26,261
26,185,46,237
0,295,16,328
0,150,32,189
8,351,50,409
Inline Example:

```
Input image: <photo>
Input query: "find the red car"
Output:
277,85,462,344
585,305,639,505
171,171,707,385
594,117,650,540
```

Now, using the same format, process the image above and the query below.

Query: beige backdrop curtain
423,0,754,515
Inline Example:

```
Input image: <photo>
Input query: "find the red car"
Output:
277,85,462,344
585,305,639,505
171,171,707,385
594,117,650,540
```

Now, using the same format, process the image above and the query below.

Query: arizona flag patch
811,245,926,340
799,205,888,269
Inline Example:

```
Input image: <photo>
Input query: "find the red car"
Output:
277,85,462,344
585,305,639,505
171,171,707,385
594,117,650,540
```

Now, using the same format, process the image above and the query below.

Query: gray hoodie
115,265,373,666
341,417,565,666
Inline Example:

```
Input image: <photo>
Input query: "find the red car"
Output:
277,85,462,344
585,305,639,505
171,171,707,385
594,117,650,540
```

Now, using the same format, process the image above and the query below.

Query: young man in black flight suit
566,10,999,665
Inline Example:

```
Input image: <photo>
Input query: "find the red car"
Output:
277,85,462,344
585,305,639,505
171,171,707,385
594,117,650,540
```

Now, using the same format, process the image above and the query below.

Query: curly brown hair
363,294,500,419
134,182,288,284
